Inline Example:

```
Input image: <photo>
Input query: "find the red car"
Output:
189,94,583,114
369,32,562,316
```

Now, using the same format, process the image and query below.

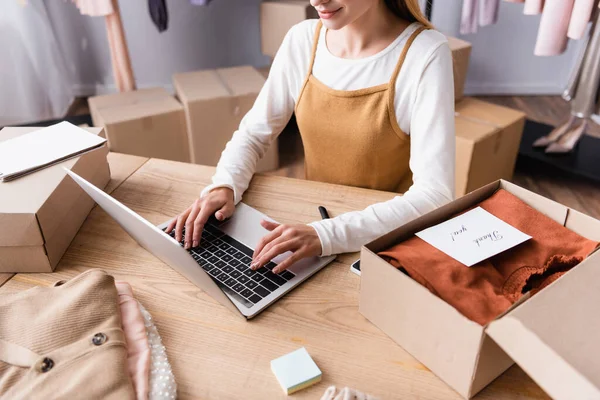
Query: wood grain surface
0,158,549,399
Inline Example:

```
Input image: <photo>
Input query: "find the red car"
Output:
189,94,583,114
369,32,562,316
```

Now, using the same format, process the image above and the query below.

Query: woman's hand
250,221,322,274
165,187,235,249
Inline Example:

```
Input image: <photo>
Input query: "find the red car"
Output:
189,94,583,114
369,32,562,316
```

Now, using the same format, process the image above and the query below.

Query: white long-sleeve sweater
201,20,456,257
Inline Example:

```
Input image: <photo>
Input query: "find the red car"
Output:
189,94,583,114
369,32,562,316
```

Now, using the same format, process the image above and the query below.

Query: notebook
0,122,107,182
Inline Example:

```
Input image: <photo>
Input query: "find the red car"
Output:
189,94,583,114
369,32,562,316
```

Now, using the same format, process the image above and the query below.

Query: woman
167,0,455,274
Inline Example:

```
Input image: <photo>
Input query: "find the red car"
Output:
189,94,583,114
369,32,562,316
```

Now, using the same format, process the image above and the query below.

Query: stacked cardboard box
0,127,110,273
454,98,526,197
89,88,190,162
173,66,279,172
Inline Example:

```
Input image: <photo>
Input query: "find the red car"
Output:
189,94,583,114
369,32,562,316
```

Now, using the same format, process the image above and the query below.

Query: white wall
45,0,271,95
44,0,584,96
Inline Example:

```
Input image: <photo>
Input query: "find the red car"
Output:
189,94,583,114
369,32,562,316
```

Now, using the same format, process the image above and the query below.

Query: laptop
65,169,335,319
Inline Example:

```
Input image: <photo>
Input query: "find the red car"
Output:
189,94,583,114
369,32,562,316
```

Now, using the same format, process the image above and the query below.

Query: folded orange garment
379,189,598,325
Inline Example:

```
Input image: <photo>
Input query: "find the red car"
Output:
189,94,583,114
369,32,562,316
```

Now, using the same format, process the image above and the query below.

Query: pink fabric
460,0,479,34
535,0,575,56
523,0,545,14
116,282,150,400
71,0,114,16
568,0,596,39
479,0,501,26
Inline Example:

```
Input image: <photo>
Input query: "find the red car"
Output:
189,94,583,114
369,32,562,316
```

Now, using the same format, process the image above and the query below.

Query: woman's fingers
272,250,305,274
174,207,192,242
252,237,298,270
184,202,202,249
216,201,235,221
165,217,177,233
252,221,282,260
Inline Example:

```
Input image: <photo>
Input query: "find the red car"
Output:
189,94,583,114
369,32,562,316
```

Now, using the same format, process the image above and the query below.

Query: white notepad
0,122,106,182
271,347,322,395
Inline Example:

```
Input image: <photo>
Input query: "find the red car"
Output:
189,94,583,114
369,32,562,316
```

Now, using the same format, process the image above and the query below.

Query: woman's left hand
250,220,322,274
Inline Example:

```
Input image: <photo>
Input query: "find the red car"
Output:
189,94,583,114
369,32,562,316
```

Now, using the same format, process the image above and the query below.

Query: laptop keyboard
167,223,296,308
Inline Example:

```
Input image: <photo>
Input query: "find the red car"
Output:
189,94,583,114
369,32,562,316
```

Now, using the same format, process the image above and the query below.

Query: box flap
487,253,600,400
216,66,265,97
100,97,183,125
455,113,497,142
88,88,171,111
173,70,230,103
0,127,104,247
456,98,525,128
447,36,471,52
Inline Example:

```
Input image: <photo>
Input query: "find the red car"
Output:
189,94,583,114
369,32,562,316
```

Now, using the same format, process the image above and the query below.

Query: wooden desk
0,157,548,400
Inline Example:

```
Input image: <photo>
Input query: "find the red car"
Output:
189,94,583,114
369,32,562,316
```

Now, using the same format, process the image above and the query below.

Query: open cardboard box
359,179,600,399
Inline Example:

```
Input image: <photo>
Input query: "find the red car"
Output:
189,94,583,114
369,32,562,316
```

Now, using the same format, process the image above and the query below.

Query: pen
318,206,330,220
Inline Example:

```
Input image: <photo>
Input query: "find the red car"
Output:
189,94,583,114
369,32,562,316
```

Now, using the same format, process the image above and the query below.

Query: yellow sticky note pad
271,347,322,395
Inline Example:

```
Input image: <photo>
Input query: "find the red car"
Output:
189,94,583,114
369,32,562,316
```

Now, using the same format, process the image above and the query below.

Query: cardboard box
0,127,110,273
89,88,190,162
173,66,279,172
455,98,526,197
260,0,318,58
359,179,600,399
448,36,471,102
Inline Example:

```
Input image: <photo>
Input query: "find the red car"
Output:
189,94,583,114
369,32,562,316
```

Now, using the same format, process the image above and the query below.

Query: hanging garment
479,0,501,26
534,0,574,56
72,0,135,91
571,8,600,118
569,0,597,39
0,269,135,399
295,21,424,193
379,189,598,326
460,0,501,34
148,0,168,32
523,0,544,15
0,0,73,125
116,282,151,400
460,0,479,34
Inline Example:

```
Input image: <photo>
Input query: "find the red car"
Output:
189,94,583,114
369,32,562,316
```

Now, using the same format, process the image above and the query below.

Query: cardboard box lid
487,256,600,398
0,127,105,247
173,66,265,103
447,36,472,52
89,88,171,110
89,88,182,125
486,226,600,399
456,98,525,129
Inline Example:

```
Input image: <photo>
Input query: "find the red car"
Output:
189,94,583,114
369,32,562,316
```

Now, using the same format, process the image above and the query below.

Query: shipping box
260,0,318,58
360,179,600,399
173,66,279,172
455,98,525,197
447,36,471,102
0,127,110,273
89,88,190,162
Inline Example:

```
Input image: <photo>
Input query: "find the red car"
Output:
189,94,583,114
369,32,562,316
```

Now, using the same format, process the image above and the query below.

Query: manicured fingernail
193,240,198,247
216,212,223,221
184,242,190,249
250,262,259,270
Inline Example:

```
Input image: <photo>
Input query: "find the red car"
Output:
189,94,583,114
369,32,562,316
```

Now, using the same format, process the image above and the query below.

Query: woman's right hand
165,187,235,249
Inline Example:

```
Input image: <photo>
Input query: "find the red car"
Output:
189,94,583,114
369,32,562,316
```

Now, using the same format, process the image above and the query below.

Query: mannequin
534,4,600,153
